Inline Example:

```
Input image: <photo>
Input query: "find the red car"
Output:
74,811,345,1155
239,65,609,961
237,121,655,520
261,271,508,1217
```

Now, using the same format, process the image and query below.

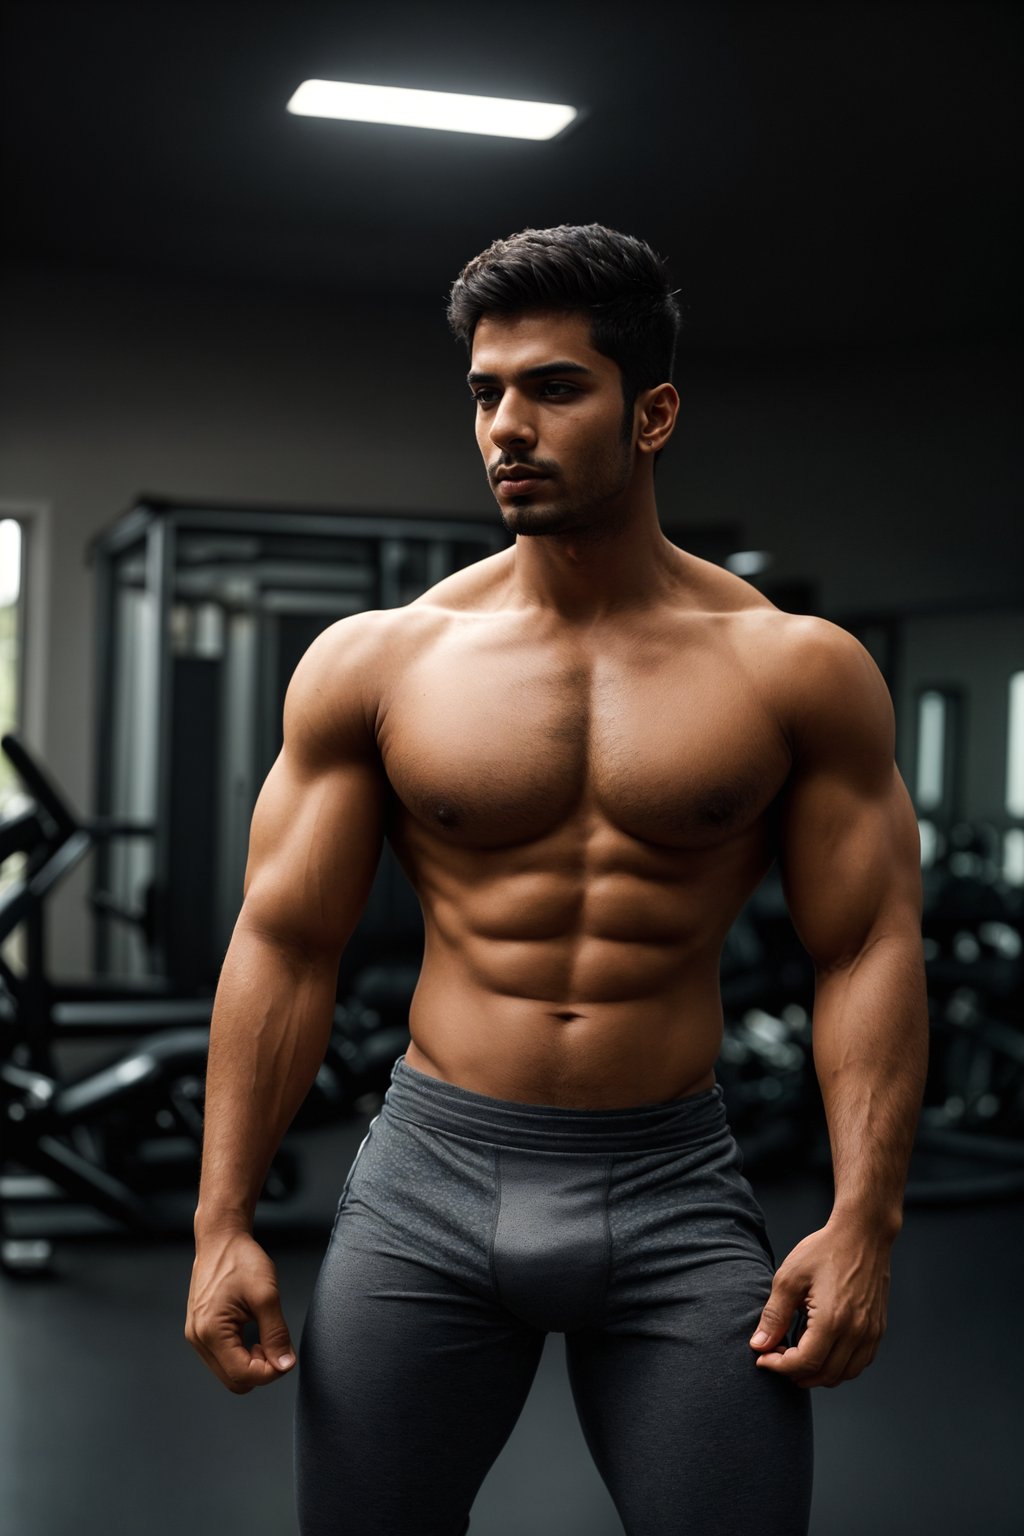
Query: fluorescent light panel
287,79,576,141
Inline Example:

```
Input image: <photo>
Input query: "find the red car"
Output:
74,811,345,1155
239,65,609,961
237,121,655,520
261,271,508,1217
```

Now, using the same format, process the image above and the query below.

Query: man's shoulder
407,546,512,615
306,551,509,705
768,612,882,692
694,585,891,767
759,613,895,764
702,572,869,672
313,573,480,664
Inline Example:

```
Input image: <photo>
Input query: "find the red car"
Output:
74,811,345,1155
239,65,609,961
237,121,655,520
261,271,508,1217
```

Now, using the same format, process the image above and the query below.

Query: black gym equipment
0,756,211,1272
719,840,1024,1205
0,733,413,1273
908,820,1024,1202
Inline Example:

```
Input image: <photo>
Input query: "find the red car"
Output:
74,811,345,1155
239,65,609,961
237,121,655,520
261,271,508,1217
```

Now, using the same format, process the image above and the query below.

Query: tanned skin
186,309,929,1396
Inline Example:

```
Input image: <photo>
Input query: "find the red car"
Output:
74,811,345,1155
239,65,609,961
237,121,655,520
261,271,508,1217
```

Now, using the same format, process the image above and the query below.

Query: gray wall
0,262,1021,973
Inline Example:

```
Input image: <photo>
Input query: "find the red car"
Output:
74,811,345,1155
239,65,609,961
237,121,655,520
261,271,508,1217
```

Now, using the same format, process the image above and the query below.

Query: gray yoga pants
295,1055,813,1535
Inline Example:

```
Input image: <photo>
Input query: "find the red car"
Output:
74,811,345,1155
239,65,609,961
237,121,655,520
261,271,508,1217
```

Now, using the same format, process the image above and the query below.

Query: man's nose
489,394,536,453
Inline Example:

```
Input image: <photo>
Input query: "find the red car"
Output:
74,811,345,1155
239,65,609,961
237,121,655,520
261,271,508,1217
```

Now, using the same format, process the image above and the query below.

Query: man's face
468,310,637,539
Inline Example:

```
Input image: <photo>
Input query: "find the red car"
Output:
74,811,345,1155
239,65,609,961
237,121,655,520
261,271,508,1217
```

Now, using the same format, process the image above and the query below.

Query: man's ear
635,383,679,456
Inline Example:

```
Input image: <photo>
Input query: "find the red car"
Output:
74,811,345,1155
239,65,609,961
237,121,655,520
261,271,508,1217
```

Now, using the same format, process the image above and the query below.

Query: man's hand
185,1230,297,1394
748,1215,893,1388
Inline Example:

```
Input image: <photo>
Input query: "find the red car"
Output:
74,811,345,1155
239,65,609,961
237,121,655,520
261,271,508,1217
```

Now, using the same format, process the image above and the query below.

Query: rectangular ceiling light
286,79,577,141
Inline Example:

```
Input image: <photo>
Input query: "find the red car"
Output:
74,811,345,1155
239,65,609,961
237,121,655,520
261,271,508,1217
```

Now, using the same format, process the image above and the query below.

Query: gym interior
1,4,1021,1534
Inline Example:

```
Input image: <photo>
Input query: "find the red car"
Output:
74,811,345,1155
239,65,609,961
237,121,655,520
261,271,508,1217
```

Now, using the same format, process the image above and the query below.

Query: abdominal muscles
391,809,770,1107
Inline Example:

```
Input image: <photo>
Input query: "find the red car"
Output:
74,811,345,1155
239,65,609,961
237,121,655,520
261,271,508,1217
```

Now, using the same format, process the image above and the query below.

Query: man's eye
472,389,499,405
541,382,576,397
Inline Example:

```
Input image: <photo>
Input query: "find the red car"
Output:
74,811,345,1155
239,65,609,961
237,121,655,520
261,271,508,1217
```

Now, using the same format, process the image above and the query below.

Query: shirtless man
186,224,929,1536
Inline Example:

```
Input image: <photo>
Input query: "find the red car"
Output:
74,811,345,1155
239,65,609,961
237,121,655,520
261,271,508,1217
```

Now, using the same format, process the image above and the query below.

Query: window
914,684,964,868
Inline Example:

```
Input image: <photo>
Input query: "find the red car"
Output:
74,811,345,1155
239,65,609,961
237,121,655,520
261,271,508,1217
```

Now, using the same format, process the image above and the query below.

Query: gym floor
1,1112,1019,1536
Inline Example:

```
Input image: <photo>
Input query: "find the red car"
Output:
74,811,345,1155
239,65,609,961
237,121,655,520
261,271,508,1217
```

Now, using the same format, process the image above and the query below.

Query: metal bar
84,503,153,564
92,526,116,973
0,734,77,838
170,507,504,545
9,1133,154,1231
150,517,176,979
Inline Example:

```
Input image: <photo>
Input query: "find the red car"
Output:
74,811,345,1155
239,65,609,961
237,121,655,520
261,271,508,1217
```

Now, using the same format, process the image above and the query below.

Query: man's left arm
749,617,929,1389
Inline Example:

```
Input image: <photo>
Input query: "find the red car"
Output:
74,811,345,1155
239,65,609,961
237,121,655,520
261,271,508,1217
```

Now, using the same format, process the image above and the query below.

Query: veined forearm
194,922,339,1237
811,932,929,1238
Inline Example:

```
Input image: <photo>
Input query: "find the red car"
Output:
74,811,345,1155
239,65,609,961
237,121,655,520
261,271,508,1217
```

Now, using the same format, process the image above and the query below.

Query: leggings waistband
383,1055,727,1154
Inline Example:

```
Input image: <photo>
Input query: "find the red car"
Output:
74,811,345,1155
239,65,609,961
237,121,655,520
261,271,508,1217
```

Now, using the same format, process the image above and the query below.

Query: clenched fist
186,1229,296,1394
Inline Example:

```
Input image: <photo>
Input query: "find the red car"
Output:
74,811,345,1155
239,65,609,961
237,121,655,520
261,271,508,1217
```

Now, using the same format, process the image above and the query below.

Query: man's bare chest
376,624,792,852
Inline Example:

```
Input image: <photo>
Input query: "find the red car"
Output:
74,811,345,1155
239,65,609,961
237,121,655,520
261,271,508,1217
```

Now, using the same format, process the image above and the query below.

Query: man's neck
505,505,684,625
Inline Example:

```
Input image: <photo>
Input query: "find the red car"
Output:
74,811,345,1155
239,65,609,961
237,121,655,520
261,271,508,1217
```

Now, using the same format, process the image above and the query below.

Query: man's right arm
186,611,387,1391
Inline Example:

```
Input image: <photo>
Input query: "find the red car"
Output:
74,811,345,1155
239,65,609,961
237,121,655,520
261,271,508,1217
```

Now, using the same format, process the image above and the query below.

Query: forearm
811,932,929,1239
193,921,339,1239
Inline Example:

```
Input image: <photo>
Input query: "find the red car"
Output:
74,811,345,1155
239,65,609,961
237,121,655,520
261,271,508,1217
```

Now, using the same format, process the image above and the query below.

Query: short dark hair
447,223,681,410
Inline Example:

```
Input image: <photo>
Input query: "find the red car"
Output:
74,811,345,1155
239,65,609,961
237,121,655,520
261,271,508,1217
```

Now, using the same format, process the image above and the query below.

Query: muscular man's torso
368,545,799,1108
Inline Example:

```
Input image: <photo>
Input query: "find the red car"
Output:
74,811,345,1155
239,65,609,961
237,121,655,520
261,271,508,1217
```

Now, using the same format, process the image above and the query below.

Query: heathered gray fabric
295,1056,813,1536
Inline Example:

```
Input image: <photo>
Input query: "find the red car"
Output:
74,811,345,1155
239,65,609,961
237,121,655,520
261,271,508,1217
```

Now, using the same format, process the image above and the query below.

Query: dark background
3,0,1020,351
0,4,1021,1534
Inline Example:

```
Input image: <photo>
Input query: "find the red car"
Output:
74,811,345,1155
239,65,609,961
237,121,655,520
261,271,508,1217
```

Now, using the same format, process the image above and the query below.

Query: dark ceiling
2,0,1020,351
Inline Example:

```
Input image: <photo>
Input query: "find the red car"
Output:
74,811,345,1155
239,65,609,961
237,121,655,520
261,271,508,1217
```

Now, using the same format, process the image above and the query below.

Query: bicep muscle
777,620,921,972
239,615,387,959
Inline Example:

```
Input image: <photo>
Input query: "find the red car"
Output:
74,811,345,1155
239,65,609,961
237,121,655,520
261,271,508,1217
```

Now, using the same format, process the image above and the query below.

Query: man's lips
494,468,550,496
497,475,549,496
